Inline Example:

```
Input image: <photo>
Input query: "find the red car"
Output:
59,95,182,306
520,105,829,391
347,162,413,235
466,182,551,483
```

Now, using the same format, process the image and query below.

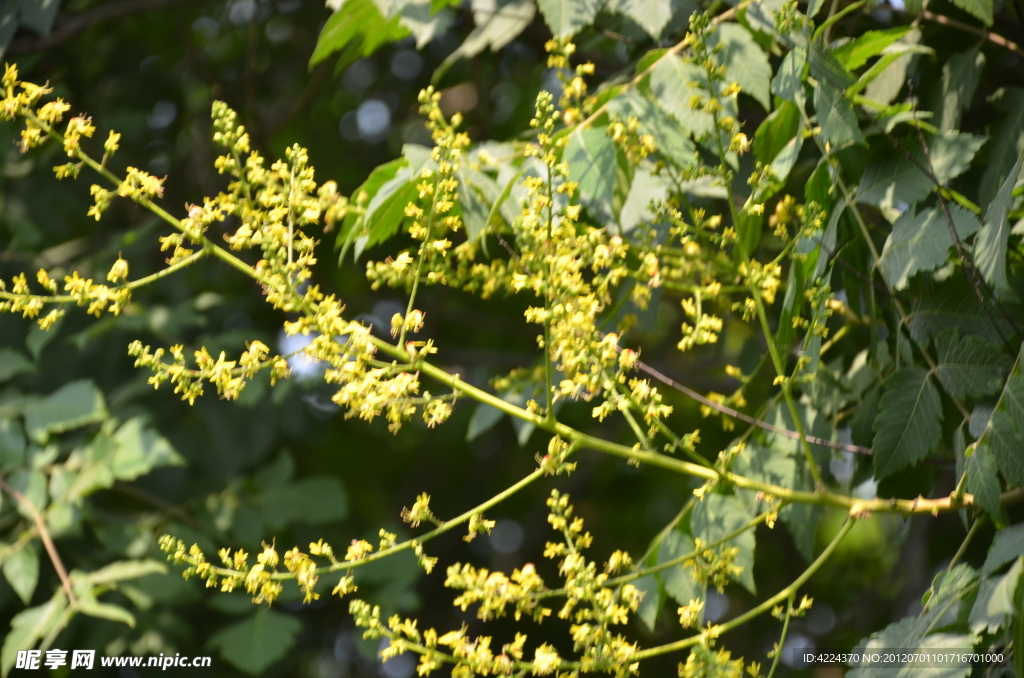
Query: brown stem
0,476,77,605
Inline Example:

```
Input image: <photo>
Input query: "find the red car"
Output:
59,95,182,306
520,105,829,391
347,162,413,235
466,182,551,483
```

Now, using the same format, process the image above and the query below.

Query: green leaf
606,0,673,38
977,349,1024,488
834,27,912,70
9,469,47,519
457,168,500,241
979,88,1024,209
934,46,984,132
732,442,819,560
949,0,993,25
261,477,348,529
392,0,454,49
965,443,1001,520
0,589,67,677
934,328,1012,400
0,349,34,383
982,523,1024,575
706,23,772,110
86,559,168,586
872,367,943,478
753,100,800,166
772,47,806,104
909,276,1021,348
619,166,670,233
856,132,986,214
23,380,107,444
848,612,976,678
649,55,726,140
808,38,865,147
923,563,978,615
450,0,535,60
607,90,697,169
336,157,405,249
110,417,184,481
466,402,505,441
691,493,756,594
565,126,619,221
0,418,26,471
535,0,601,36
25,316,62,361
309,0,409,68
969,557,1022,633
863,29,922,105
877,205,981,290
208,607,303,675
2,545,38,604
976,152,1022,297
75,594,137,627
633,573,663,631
658,530,701,606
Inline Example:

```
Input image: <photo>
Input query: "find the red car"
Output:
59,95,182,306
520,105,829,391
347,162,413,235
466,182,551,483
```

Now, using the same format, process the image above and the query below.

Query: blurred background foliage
0,0,1021,674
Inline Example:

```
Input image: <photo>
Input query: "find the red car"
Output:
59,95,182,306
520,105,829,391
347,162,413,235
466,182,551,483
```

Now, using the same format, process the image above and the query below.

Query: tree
0,0,1023,675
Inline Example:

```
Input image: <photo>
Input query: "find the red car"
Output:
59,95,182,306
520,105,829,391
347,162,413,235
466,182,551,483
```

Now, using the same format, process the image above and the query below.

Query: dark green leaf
976,343,1024,486
336,157,405,249
848,612,976,678
23,380,107,444
208,607,303,675
754,100,800,166
982,523,1024,575
0,589,68,677
877,205,981,290
872,367,943,478
934,328,1012,399
969,557,1022,633
808,38,864,147
0,418,26,470
606,0,673,38
909,276,1021,348
2,545,38,605
632,573,663,631
261,477,348,529
856,132,986,214
934,46,984,132
309,0,409,68
466,402,504,441
658,530,701,606
442,0,534,65
976,152,1022,297
965,443,1001,520
979,88,1024,209
110,418,184,481
949,0,993,25
535,0,601,36
835,27,913,70
0,349,34,383
923,563,978,614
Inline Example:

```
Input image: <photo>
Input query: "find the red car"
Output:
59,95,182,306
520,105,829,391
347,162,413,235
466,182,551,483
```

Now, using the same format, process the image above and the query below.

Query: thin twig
0,477,77,605
890,6,1024,58
635,360,874,455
